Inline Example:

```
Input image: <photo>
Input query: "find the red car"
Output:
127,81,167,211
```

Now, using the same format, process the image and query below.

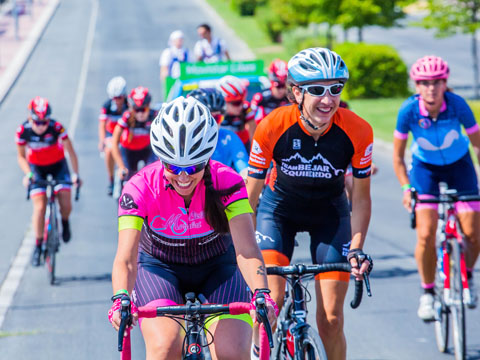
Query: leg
57,190,72,221
141,317,183,360
32,194,47,239
208,319,252,360
315,279,348,360
415,208,438,286
457,210,480,269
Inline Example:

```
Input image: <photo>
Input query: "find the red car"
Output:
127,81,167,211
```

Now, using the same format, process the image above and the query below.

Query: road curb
0,0,60,106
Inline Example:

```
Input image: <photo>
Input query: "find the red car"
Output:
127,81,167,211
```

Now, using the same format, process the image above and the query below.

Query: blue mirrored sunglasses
163,161,207,175
300,83,344,97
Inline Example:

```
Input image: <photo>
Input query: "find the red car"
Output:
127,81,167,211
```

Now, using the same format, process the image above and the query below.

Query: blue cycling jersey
395,92,478,165
212,128,248,173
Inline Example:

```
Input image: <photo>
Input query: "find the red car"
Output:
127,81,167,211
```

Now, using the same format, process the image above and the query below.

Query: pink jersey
118,160,251,264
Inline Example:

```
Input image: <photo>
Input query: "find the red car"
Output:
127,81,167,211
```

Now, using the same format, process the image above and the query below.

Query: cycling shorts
256,187,351,281
410,152,480,212
30,159,71,197
133,245,250,307
120,146,156,180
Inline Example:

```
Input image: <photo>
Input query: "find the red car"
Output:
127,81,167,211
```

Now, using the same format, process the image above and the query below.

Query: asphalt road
0,1,479,359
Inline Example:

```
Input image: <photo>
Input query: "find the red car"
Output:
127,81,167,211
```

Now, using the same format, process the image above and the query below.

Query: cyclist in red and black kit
246,48,373,360
16,97,81,266
99,76,129,196
216,75,256,152
111,86,157,182
251,59,290,125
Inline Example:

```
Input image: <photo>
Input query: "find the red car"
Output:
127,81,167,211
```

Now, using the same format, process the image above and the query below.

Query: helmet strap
298,88,319,131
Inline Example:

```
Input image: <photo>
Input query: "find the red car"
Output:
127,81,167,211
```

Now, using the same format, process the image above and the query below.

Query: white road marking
0,0,99,329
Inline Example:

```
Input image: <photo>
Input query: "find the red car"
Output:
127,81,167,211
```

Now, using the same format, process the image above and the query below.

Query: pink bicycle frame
119,302,270,360
442,209,469,291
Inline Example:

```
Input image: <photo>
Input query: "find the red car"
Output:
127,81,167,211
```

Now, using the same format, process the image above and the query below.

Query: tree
417,0,480,98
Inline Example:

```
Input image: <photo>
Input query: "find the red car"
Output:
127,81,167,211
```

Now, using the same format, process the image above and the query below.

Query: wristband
114,289,129,296
27,171,33,179
401,184,412,192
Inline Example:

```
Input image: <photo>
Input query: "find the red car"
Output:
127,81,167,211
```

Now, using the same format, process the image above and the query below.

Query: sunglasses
33,120,49,126
113,96,125,100
228,100,243,107
134,106,148,113
273,82,286,89
300,83,344,97
163,161,207,175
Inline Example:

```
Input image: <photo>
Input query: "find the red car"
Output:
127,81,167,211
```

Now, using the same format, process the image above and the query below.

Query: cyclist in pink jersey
109,96,277,359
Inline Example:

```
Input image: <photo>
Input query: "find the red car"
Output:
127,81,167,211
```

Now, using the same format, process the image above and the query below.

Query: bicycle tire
296,325,327,360
434,293,449,353
450,239,466,360
45,205,58,285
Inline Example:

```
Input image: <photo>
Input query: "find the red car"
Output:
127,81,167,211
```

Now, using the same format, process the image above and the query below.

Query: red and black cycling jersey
250,89,289,125
117,109,156,150
248,105,373,200
220,101,255,146
15,119,68,166
99,98,129,134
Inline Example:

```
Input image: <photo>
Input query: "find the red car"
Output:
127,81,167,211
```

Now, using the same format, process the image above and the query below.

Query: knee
214,344,250,360
145,334,181,359
317,313,344,339
416,228,436,249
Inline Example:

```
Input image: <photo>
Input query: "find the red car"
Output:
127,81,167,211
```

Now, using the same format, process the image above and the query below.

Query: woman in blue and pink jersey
111,86,157,181
393,55,480,320
109,96,276,359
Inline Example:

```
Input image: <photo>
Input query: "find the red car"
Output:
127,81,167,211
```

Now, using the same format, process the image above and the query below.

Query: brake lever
255,295,274,348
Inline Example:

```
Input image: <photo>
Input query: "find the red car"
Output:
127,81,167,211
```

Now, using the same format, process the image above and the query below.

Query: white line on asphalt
69,0,99,138
0,0,99,329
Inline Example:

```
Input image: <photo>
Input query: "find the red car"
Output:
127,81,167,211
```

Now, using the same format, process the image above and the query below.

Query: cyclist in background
16,97,80,266
111,86,157,181
109,96,276,359
188,88,249,178
216,75,256,152
194,23,230,63
393,55,480,319
99,76,129,196
246,48,373,360
250,59,290,125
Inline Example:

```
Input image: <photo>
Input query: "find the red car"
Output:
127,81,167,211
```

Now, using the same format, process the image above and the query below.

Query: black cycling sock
467,270,473,280
35,237,43,246
62,219,71,243
424,287,435,295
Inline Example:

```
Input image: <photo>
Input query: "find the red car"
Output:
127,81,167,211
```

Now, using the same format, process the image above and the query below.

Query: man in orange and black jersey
16,97,81,266
250,59,290,125
246,48,373,360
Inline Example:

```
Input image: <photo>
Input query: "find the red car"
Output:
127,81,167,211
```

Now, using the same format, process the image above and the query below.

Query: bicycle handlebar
118,300,273,360
266,263,371,308
25,179,81,201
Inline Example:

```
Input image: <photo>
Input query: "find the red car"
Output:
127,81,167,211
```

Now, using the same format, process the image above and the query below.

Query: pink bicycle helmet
410,55,449,81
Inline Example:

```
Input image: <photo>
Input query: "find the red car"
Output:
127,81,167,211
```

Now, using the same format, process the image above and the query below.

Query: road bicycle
117,292,273,360
267,262,371,360
411,184,480,360
27,175,79,285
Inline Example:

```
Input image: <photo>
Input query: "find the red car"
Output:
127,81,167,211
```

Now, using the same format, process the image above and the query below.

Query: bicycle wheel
272,298,294,360
434,293,449,353
45,205,58,285
449,239,466,360
296,325,327,360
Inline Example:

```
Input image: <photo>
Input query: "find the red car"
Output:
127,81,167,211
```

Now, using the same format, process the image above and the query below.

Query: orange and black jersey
248,105,373,200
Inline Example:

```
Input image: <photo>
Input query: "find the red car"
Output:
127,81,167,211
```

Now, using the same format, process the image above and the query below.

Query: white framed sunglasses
300,83,344,97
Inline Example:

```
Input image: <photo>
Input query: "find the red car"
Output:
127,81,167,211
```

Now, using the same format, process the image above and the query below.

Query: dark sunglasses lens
330,84,344,95
164,162,206,175
308,86,326,96
229,101,242,106
135,107,147,112
34,120,48,126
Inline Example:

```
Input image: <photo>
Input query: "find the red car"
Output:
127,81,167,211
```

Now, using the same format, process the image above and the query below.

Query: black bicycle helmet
188,88,226,114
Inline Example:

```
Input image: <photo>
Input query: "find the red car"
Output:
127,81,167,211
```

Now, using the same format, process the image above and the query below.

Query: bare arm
229,213,268,291
245,119,256,145
98,120,106,151
112,228,140,295
350,176,372,278
62,138,79,175
392,137,412,211
16,144,31,175
111,125,127,172
246,176,265,216
467,129,480,166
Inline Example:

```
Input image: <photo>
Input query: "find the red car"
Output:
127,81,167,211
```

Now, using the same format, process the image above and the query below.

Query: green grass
204,0,290,64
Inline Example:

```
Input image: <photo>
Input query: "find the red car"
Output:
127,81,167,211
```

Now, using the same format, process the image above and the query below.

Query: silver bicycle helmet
150,96,218,166
106,76,127,99
288,48,349,85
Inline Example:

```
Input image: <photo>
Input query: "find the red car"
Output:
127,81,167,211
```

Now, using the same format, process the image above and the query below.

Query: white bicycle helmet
106,76,127,99
151,96,218,166
288,48,349,85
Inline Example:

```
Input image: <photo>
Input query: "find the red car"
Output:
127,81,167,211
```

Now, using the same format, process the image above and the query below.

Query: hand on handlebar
347,248,373,281
108,295,138,333
250,290,278,326
118,167,129,180
402,190,412,212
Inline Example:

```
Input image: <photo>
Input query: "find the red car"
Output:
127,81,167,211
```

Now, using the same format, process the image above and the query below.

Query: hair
202,162,244,233
197,23,211,33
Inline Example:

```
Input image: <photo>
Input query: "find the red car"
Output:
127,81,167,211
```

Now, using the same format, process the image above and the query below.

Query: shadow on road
54,272,111,285
369,267,417,279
